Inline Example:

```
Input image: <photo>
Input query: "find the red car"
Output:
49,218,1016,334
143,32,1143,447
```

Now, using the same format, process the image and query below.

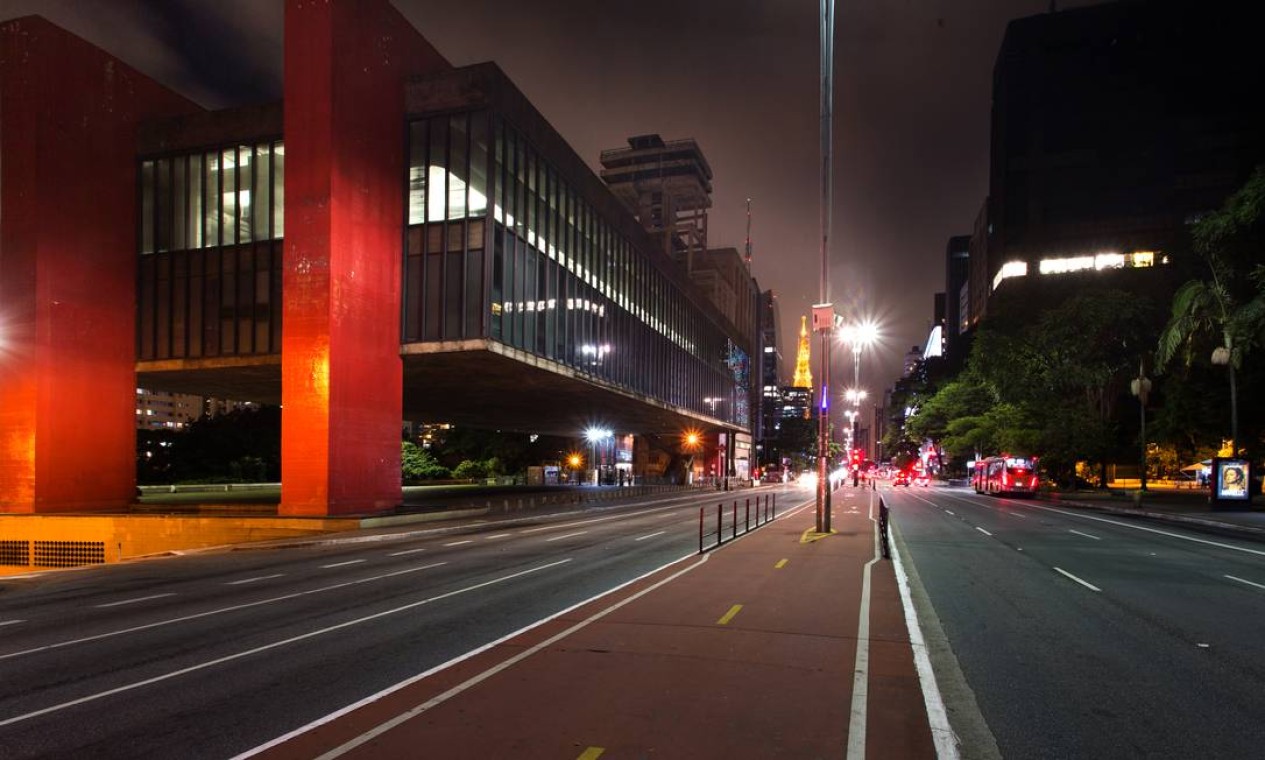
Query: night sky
4,0,1090,399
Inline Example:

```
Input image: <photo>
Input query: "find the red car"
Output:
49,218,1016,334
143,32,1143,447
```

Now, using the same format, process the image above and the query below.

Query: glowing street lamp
584,426,613,485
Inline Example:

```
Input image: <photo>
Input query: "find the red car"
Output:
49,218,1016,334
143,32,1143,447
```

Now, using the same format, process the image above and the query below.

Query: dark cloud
3,0,1091,397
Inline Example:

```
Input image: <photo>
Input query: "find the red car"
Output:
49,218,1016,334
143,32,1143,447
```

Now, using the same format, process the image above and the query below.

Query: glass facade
137,141,284,360
404,111,747,425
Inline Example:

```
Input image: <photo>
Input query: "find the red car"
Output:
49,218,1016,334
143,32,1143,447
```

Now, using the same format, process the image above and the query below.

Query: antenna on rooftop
744,198,753,268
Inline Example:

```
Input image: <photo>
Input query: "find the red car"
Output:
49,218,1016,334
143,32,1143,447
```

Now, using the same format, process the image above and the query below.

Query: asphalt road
0,485,802,759
887,483,1265,759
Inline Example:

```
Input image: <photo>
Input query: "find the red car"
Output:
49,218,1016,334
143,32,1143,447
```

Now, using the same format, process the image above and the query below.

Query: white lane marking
387,548,428,557
1054,567,1101,592
1023,502,1265,557
1007,511,1029,518
0,620,25,628
235,498,817,760
634,531,666,542
321,560,366,569
976,527,993,537
889,506,959,759
846,492,881,760
0,559,569,729
227,574,285,586
0,562,446,663
443,540,473,547
544,531,588,543
301,556,703,760
94,593,176,609
945,510,956,515
483,534,512,540
1069,529,1101,541
1225,575,1265,591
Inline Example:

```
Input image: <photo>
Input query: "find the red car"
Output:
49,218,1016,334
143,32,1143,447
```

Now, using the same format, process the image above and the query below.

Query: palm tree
1157,167,1265,457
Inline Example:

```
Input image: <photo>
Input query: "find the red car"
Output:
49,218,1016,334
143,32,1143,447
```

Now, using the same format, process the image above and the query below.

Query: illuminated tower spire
792,315,813,389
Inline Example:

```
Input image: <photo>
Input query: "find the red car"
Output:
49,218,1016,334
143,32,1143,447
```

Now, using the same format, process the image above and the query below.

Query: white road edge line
544,531,588,542
233,496,818,760
846,492,881,759
1069,529,1101,541
975,527,993,537
1225,575,1265,591
889,502,960,760
94,593,176,609
321,560,366,569
0,560,568,730
226,574,285,586
634,531,666,541
1054,567,1101,592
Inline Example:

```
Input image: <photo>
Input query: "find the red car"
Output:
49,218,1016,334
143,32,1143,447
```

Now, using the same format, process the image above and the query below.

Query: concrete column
0,18,199,512
280,0,449,515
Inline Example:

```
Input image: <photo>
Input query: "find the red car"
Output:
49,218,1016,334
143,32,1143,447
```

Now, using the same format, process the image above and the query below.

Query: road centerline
716,604,743,625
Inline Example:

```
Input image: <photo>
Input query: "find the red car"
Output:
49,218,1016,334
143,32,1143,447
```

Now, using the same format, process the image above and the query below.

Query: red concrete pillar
0,18,199,513
280,0,449,515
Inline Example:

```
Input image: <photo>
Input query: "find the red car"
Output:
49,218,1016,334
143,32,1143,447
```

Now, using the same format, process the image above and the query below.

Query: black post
699,506,704,554
745,498,751,532
732,501,738,539
717,504,723,547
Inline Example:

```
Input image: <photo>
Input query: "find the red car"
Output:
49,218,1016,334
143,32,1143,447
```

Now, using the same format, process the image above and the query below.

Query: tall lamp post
1130,360,1152,491
814,0,836,535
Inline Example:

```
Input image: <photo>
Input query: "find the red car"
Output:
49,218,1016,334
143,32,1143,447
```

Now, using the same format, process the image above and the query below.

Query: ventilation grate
0,540,29,566
33,541,105,568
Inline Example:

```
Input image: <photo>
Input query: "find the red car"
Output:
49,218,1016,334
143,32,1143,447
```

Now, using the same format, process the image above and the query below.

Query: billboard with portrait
1215,459,1250,501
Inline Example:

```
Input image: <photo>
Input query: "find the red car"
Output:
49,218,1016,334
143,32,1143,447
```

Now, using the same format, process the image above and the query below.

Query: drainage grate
33,540,105,568
0,540,29,566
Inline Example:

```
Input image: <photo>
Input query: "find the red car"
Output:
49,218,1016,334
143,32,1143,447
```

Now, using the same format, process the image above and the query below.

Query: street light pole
816,0,835,535
1131,360,1152,491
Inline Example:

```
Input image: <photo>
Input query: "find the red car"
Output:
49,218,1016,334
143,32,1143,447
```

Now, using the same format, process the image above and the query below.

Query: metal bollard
699,506,704,554
732,501,738,540
717,504,723,547
745,498,750,532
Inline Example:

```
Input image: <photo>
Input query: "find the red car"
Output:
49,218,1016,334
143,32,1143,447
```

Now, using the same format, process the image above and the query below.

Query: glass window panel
466,247,483,338
221,148,237,246
448,113,468,220
237,145,252,243
205,152,221,247
445,251,463,339
272,142,285,239
469,113,488,217
173,157,187,250
140,160,154,254
408,120,427,225
156,158,172,253
254,145,271,241
428,117,447,223
189,154,203,249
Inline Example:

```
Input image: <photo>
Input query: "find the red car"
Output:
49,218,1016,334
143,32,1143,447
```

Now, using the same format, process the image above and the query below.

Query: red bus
973,455,1039,496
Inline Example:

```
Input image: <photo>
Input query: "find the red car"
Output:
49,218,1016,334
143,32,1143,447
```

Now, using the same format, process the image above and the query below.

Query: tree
401,441,450,482
1157,165,1265,460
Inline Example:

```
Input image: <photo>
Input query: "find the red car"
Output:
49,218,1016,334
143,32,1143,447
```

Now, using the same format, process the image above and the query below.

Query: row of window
140,141,284,255
137,115,748,426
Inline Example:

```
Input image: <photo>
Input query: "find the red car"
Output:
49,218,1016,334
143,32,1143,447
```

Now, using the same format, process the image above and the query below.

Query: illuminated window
992,261,1028,291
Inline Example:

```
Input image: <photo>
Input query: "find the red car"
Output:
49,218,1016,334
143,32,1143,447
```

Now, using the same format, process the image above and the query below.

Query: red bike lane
251,491,936,759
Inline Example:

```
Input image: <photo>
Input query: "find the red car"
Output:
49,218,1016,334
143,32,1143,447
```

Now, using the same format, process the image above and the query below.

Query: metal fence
698,494,777,554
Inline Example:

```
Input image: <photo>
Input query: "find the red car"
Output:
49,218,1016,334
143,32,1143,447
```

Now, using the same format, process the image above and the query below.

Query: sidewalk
1043,486,1265,539
253,490,936,759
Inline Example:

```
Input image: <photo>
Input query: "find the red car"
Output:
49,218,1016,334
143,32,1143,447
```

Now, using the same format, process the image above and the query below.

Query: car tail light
1030,476,1039,489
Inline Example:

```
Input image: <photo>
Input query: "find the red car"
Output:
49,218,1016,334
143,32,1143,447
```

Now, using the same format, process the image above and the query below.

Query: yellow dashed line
717,604,743,625
576,748,605,760
775,559,788,569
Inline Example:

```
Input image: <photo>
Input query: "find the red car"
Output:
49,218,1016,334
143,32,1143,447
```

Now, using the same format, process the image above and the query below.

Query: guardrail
698,494,777,554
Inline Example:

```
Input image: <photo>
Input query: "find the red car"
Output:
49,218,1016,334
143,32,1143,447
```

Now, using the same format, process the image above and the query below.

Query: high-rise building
970,1,1265,323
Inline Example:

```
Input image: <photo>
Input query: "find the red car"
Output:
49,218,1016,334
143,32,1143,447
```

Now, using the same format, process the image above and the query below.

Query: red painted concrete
0,17,200,512
257,494,935,758
280,0,450,516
